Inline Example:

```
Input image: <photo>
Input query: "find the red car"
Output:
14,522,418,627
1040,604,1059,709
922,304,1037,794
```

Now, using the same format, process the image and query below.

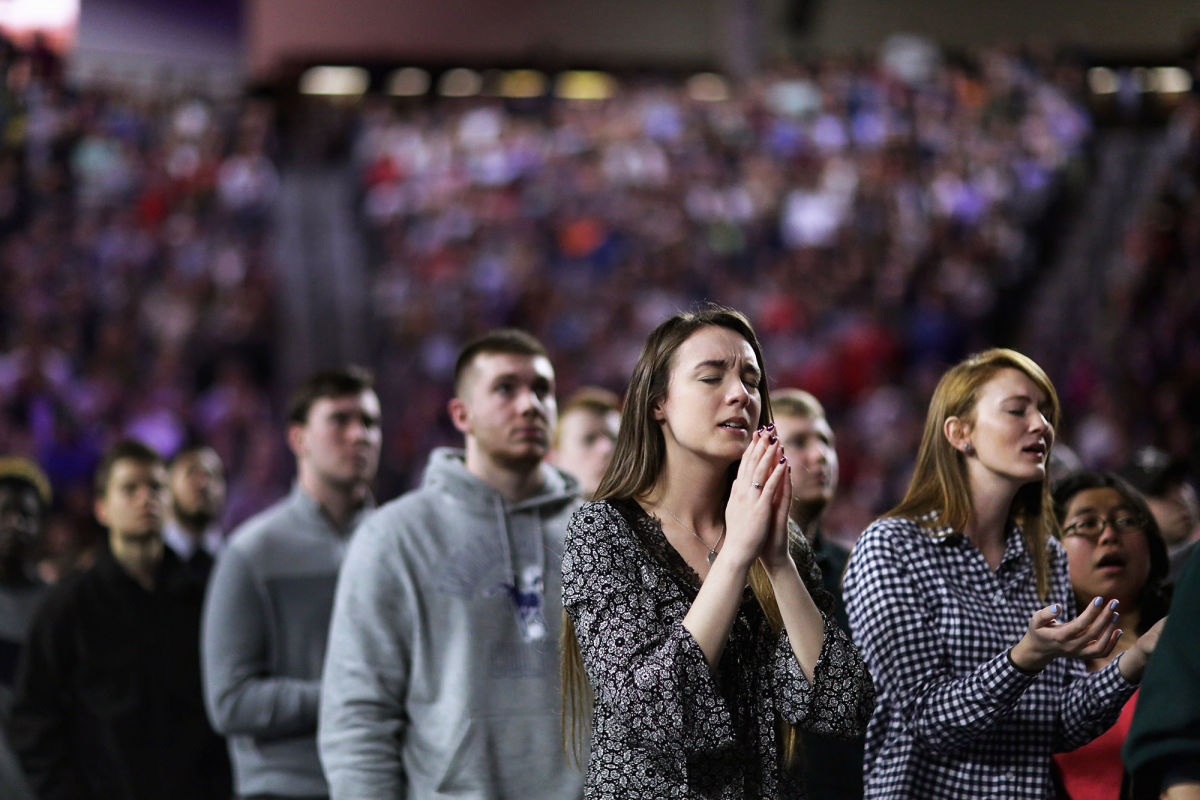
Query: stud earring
963,443,974,455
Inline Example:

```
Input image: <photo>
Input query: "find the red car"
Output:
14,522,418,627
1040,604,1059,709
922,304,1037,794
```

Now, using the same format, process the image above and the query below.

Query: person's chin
499,446,547,469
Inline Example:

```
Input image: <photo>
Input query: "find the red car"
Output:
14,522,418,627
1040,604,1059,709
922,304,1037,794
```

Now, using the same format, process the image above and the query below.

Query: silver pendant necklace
661,507,726,564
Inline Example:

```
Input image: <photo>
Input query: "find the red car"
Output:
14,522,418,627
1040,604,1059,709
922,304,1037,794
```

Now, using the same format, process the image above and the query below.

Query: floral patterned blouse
562,499,875,799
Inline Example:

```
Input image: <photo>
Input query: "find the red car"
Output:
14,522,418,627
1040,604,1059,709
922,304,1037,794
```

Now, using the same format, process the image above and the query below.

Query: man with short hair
1121,446,1200,581
550,386,620,500
319,329,584,799
203,367,381,800
0,457,51,716
9,440,230,800
772,389,862,800
0,457,51,800
164,443,226,583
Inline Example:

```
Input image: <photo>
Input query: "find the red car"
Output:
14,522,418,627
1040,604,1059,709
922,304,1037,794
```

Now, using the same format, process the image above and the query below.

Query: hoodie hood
420,447,580,512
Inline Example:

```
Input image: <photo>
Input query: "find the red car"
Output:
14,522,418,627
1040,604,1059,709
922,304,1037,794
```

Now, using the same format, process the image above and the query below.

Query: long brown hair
888,348,1061,599
561,305,797,761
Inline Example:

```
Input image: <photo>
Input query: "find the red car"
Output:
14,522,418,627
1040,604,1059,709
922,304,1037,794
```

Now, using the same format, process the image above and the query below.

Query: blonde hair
889,348,1061,598
561,305,799,763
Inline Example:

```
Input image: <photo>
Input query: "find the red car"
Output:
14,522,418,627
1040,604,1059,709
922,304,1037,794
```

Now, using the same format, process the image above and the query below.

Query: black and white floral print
562,499,875,799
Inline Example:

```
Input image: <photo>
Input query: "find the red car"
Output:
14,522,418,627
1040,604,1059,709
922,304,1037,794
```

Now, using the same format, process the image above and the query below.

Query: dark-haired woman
561,306,874,799
1052,471,1170,799
842,349,1165,799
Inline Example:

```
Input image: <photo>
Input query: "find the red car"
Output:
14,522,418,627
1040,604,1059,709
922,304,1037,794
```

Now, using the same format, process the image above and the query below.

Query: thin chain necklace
660,507,726,565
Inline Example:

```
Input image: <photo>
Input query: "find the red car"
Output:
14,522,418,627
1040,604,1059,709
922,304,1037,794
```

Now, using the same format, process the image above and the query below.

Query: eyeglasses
1061,514,1146,542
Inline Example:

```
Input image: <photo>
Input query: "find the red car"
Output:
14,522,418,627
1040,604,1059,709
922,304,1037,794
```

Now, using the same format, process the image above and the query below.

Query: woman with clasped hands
561,305,874,799
842,348,1162,800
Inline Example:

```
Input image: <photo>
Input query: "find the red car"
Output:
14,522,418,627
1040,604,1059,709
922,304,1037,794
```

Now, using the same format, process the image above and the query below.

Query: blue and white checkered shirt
843,514,1137,799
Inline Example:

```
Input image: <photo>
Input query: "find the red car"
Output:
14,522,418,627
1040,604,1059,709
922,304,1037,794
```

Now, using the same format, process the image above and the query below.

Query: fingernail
1093,596,1103,607
766,424,775,432
1116,629,1123,639
1109,599,1119,610
768,434,778,444
1051,604,1060,617
780,455,787,464
1112,612,1119,623
756,426,764,435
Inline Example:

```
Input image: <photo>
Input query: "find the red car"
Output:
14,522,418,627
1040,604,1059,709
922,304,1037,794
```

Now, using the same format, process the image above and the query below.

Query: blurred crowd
0,37,283,577
354,44,1098,537
0,34,1194,569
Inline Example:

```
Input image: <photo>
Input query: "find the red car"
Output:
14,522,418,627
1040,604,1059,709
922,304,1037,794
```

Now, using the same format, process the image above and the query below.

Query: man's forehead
777,412,832,437
469,352,555,381
311,390,380,413
111,460,167,482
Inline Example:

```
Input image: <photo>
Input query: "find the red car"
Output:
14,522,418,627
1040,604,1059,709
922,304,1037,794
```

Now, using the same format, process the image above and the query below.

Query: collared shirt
163,521,223,563
842,514,1137,800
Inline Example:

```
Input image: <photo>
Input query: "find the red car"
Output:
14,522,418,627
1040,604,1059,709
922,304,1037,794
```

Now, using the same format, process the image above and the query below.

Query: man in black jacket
7,440,230,800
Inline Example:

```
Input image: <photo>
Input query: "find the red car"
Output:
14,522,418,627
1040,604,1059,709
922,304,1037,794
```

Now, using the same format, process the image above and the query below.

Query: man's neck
170,515,213,541
109,532,163,591
464,448,545,503
298,473,367,533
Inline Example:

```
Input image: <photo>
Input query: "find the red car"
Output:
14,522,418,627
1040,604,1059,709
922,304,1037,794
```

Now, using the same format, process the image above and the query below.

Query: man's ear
448,397,470,435
94,496,109,528
944,416,972,453
286,423,306,459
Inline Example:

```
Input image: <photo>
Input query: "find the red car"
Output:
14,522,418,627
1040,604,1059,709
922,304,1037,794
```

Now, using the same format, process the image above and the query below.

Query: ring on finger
752,482,763,490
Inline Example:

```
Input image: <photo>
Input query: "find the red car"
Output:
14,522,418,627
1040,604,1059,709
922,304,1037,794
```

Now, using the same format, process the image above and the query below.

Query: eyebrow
693,359,761,378
1069,502,1135,516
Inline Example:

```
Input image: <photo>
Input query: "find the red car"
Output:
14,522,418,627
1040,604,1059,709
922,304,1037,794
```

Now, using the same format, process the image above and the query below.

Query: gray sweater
319,448,586,799
202,486,369,797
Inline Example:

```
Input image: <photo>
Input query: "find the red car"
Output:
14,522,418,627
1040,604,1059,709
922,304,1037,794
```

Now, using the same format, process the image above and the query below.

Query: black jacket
7,546,230,800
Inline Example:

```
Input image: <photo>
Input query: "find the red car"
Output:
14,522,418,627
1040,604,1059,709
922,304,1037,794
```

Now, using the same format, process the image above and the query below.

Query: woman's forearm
764,558,825,680
682,556,753,672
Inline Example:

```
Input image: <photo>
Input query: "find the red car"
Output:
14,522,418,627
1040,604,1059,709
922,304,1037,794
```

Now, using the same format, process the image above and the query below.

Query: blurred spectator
164,443,226,583
549,386,620,499
1123,547,1200,800
8,440,231,799
0,457,51,717
202,368,380,800
772,389,863,800
1051,471,1172,800
1120,447,1200,581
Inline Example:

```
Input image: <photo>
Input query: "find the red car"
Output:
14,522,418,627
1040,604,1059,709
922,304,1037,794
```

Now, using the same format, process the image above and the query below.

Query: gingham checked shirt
842,514,1138,799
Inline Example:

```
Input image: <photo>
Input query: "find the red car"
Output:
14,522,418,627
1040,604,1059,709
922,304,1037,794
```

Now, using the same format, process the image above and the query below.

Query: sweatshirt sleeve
561,502,734,753
319,516,410,798
1123,547,1200,797
201,546,320,738
842,522,1038,755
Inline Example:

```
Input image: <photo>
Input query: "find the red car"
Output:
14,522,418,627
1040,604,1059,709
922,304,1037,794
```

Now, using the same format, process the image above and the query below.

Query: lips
1022,441,1047,458
717,418,750,432
1095,553,1126,569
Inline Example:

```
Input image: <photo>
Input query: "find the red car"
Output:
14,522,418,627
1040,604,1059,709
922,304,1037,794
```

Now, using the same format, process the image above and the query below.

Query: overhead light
554,71,616,101
299,66,369,96
500,69,547,99
438,68,483,97
387,68,430,97
687,72,730,102
1086,67,1117,96
1152,66,1192,94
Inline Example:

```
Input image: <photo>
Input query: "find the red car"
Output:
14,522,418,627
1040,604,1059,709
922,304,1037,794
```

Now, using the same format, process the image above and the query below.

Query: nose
725,378,751,407
518,388,548,417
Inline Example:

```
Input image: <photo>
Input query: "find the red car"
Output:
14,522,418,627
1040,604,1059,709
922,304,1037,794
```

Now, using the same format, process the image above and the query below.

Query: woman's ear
944,416,972,454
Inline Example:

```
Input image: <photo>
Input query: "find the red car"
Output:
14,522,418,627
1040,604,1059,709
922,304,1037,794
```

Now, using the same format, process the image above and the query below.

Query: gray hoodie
319,448,586,799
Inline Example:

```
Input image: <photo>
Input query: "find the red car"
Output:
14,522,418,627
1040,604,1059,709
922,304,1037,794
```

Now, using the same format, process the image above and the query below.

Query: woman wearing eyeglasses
842,349,1165,800
1051,471,1172,800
